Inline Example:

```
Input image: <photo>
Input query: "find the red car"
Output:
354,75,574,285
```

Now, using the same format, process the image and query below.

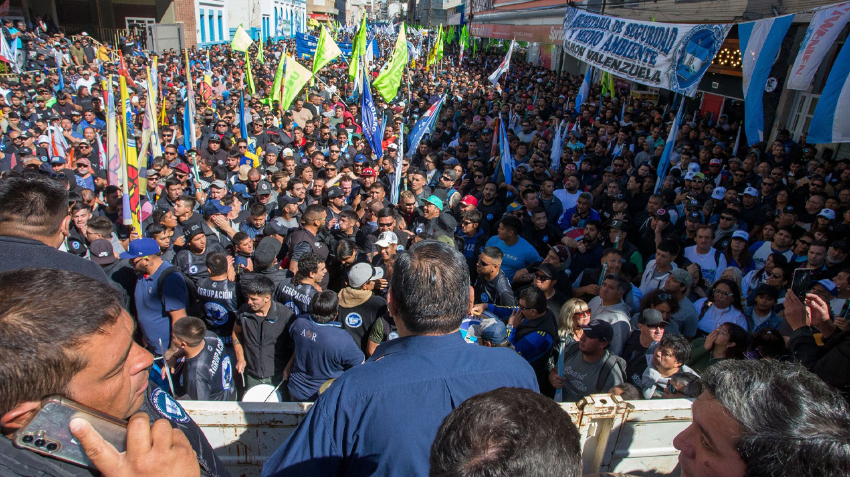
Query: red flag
118,52,137,88
0,0,10,17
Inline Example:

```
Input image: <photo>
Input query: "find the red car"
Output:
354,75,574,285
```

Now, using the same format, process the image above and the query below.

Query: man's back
262,332,538,477
0,235,109,283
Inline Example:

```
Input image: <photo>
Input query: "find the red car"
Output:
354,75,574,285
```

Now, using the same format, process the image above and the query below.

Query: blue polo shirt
262,332,538,477
134,261,189,354
287,316,364,402
485,235,542,283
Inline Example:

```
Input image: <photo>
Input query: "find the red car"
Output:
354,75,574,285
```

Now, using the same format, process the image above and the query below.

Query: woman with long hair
633,289,680,327
694,278,748,336
724,234,756,274
687,322,748,373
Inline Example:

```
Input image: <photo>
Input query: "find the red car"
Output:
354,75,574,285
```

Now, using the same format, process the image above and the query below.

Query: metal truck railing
183,394,689,477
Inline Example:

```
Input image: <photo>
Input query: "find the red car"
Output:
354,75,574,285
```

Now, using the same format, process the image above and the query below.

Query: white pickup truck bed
183,394,690,477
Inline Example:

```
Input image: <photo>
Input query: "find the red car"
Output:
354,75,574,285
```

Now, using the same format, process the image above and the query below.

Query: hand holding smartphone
791,268,814,301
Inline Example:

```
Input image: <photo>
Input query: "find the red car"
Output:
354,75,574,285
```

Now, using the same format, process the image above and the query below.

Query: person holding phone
0,269,227,477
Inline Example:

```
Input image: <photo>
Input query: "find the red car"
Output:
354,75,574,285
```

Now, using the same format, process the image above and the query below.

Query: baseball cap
743,187,758,197
551,244,571,262
327,186,344,199
818,209,836,220
119,238,160,259
361,167,377,177
753,284,780,300
532,263,558,279
655,208,671,222
66,238,87,256
731,230,749,242
279,194,300,206
253,236,282,269
709,158,723,166
582,319,614,342
638,309,667,326
375,231,399,248
282,148,294,157
238,164,252,182
506,202,523,213
692,172,706,180
612,193,626,202
670,268,692,288
460,195,478,207
256,180,273,195
88,239,117,265
354,154,367,163
75,157,91,166
608,219,626,230
348,263,384,289
816,279,839,297
50,156,66,165
183,221,204,240
831,240,849,253
424,195,444,211
232,183,252,199
478,319,509,345
711,187,727,200
173,163,190,175
210,180,228,190
202,199,232,216
386,143,398,150
782,206,796,215
686,211,702,223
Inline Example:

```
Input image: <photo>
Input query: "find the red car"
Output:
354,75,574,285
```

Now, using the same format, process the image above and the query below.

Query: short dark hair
657,239,680,257
480,246,503,263
293,252,324,286
310,290,338,324
430,387,582,477
86,216,114,237
390,240,470,334
0,269,123,417
206,252,229,276
172,316,206,347
701,360,850,477
604,273,629,295
499,215,523,235
519,286,547,314
0,176,69,237
243,276,275,297
658,334,690,365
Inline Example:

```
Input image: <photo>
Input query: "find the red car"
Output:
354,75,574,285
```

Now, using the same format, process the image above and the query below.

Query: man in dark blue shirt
262,240,538,477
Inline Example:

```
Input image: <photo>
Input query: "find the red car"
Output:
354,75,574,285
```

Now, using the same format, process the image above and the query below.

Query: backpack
156,266,204,318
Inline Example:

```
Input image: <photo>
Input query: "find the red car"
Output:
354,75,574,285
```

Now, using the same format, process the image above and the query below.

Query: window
209,12,215,42
218,13,223,41
200,10,206,43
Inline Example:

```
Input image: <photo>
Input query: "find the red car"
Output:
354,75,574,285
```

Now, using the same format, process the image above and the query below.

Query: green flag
314,26,342,75
271,46,287,103
245,51,256,95
281,56,313,110
427,27,441,67
258,38,265,64
436,26,444,62
348,16,367,80
373,23,407,102
231,25,254,52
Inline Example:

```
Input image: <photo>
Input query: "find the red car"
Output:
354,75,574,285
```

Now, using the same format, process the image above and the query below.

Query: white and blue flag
495,119,515,185
575,66,592,113
739,14,794,146
361,63,383,159
808,40,850,144
655,97,686,192
407,96,443,157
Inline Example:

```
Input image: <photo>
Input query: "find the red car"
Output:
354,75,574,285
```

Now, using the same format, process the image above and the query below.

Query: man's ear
0,401,41,433
386,289,397,318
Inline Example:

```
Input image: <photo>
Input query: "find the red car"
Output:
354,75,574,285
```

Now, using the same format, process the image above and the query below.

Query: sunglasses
534,274,551,281
714,290,734,297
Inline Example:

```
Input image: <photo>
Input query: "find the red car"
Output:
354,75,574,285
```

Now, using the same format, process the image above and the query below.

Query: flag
436,25,444,62
105,77,122,186
238,90,259,166
119,76,141,233
391,121,404,204
807,40,850,144
231,25,254,52
575,66,592,113
361,59,383,160
732,126,742,156
495,118,514,185
739,14,795,146
313,26,342,75
407,96,443,157
245,50,256,95
655,97,686,192
271,44,287,104
373,23,407,102
788,2,850,90
608,71,615,97
258,38,265,64
0,0,9,17
487,40,515,85
0,33,13,67
184,50,197,151
117,51,136,88
550,120,563,172
280,56,313,111
349,16,367,80
601,71,611,96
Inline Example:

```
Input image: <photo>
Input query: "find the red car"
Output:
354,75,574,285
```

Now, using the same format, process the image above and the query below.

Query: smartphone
791,268,814,301
13,396,127,470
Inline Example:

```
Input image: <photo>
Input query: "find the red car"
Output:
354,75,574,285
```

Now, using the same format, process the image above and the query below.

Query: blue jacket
262,332,538,477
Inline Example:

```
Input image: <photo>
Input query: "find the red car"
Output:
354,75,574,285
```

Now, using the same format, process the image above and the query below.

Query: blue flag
407,96,443,156
574,66,591,113
360,64,383,159
655,97,686,192
496,119,514,185
239,90,249,143
57,66,65,92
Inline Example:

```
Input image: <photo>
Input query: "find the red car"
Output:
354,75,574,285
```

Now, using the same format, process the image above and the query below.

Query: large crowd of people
0,18,849,477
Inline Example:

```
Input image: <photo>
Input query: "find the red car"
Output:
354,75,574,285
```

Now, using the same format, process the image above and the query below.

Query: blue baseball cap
354,154,367,163
479,318,509,345
119,238,160,259
232,183,252,199
202,199,232,216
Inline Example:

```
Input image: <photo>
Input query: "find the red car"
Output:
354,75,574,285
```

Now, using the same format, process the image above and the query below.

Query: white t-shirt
684,246,726,284
554,189,581,211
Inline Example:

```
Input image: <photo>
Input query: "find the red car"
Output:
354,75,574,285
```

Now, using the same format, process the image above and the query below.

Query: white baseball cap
375,231,399,248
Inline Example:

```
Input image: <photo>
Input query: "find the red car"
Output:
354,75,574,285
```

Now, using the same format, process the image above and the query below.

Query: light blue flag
550,120,563,172
808,40,850,144
655,97,686,192
495,119,514,185
361,61,383,159
739,14,794,146
407,96,443,156
574,66,592,113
